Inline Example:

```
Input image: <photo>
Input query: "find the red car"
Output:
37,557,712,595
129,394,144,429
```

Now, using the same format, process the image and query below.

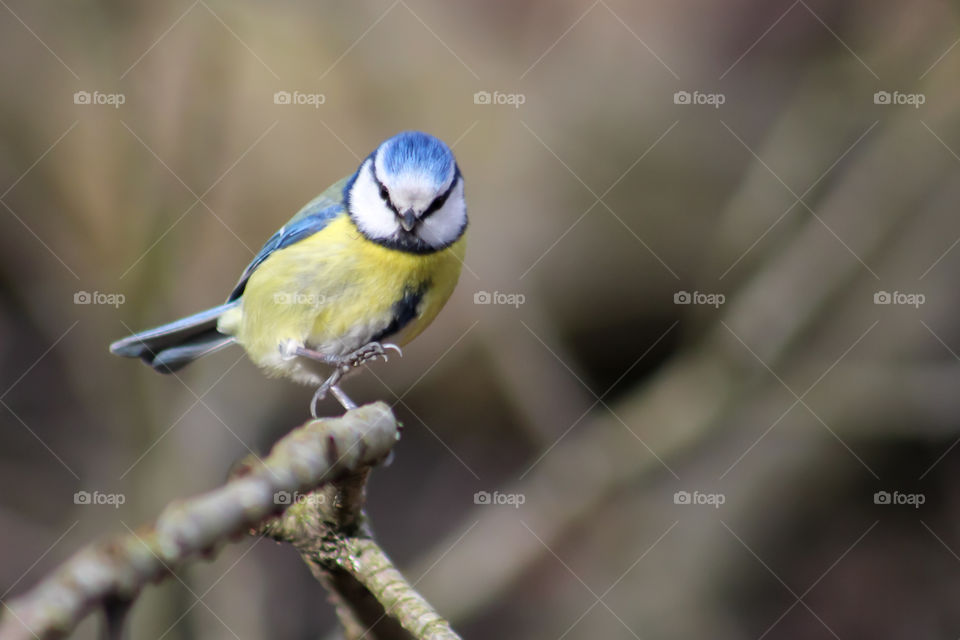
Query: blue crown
378,131,454,187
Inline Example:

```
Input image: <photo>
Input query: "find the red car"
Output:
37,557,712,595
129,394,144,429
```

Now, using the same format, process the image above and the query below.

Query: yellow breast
220,215,465,383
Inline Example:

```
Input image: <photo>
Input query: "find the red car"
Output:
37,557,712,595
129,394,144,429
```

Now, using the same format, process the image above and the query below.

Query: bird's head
346,131,466,253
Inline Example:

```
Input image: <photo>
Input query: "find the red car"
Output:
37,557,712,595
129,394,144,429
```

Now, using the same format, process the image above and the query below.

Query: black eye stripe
422,177,458,219
371,166,399,215
370,162,458,221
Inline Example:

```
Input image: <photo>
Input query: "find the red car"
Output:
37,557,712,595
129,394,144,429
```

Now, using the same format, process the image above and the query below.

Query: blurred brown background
2,1,960,638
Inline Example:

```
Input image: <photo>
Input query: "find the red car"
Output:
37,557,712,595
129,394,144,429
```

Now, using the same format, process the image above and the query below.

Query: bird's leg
310,373,355,416
280,340,402,416
279,340,401,367
279,339,340,365
329,385,357,411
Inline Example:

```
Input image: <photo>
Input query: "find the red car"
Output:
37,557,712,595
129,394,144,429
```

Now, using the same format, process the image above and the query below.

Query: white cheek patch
418,178,466,248
349,160,400,240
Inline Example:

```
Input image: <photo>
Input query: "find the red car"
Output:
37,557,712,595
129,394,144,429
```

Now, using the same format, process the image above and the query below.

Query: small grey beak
399,209,418,232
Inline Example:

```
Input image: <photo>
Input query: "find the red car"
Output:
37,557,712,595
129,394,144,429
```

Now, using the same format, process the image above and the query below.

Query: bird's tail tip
108,301,239,371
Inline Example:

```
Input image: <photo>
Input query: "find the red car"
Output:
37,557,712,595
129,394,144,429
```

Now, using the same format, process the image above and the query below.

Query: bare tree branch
0,402,459,640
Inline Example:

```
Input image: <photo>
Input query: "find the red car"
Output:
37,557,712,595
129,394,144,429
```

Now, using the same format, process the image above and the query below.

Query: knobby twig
259,486,461,640
0,402,461,640
249,443,460,639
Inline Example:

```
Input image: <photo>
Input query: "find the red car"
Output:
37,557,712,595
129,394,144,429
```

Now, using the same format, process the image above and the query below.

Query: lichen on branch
0,403,459,640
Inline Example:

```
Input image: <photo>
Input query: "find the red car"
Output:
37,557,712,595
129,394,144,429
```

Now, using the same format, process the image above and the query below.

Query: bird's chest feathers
242,216,464,357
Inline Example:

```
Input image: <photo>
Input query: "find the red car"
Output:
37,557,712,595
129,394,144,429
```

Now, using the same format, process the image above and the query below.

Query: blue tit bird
110,131,467,415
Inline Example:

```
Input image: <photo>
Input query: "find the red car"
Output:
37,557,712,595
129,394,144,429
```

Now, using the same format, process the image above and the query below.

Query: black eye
379,185,389,201
423,192,448,217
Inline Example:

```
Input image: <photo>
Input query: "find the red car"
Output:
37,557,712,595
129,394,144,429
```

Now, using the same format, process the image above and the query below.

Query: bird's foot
279,340,400,367
306,342,401,417
343,342,402,368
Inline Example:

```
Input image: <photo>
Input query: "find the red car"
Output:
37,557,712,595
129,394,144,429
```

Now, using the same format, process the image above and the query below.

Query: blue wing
227,177,350,301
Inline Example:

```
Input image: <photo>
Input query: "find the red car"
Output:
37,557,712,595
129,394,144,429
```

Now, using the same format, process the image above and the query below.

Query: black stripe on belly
372,282,429,342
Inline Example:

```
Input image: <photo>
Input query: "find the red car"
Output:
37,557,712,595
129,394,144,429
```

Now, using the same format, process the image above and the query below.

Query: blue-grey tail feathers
109,301,239,374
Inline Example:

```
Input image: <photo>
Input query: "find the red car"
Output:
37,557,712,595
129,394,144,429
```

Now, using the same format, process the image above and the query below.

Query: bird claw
385,343,403,357
308,342,399,417
310,380,332,418
311,376,358,416
344,342,402,368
